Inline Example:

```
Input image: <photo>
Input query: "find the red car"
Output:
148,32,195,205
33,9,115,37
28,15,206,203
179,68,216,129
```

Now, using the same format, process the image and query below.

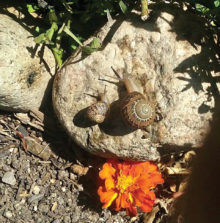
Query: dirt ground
0,108,192,223
0,110,155,223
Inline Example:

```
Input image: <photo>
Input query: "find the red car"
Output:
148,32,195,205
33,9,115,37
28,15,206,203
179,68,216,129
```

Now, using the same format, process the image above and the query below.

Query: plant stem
141,0,148,18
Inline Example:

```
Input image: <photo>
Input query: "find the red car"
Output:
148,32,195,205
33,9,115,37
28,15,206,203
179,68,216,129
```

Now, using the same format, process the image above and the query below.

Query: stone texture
32,185,40,195
2,171,16,186
4,211,13,219
0,14,55,112
52,8,220,160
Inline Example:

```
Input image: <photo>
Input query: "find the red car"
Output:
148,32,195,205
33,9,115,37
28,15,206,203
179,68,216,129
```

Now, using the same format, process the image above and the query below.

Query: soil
0,107,194,223
1,110,166,223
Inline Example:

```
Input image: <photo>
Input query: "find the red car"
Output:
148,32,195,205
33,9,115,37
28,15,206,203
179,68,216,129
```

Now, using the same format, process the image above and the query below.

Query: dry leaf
70,164,89,176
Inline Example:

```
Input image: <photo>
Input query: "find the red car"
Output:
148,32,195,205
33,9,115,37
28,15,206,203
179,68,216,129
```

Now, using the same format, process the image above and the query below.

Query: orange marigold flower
97,159,164,216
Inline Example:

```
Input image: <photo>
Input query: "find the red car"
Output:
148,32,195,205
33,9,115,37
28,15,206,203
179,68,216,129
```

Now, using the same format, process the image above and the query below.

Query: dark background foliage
1,0,220,67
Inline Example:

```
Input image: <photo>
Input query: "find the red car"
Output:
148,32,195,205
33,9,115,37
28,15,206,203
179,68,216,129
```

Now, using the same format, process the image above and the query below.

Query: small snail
112,67,155,129
86,87,109,124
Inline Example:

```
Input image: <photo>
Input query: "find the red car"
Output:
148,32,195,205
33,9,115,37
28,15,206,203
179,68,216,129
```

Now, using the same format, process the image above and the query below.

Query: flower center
116,172,135,193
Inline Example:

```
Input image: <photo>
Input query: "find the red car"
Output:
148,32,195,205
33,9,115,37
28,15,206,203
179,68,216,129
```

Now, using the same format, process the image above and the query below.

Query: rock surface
2,171,16,186
52,8,220,160
0,14,55,112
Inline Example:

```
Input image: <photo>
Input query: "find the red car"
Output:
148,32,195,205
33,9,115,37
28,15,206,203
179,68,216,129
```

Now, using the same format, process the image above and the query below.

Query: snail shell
87,101,109,123
120,91,155,129
111,67,155,129
86,91,109,124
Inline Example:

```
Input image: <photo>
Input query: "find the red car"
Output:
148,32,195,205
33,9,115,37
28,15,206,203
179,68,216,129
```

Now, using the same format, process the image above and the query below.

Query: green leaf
119,0,127,14
34,26,56,45
52,47,63,68
210,20,216,26
90,37,101,49
26,4,39,13
35,26,40,33
63,27,83,46
39,22,58,44
34,33,46,44
82,46,94,54
195,3,209,14
49,9,58,24
71,44,77,50
51,22,58,32
45,28,55,42
214,0,220,7
82,37,101,54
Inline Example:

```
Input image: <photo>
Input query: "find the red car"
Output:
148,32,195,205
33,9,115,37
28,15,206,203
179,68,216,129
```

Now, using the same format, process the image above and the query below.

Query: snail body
112,68,155,129
86,90,109,124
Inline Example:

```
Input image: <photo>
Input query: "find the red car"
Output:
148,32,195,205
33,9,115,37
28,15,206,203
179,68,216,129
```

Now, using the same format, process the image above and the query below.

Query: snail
111,67,155,130
86,87,109,124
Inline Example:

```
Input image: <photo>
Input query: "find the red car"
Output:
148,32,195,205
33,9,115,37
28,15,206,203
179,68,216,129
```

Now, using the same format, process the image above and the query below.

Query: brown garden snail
86,87,109,124
112,67,155,130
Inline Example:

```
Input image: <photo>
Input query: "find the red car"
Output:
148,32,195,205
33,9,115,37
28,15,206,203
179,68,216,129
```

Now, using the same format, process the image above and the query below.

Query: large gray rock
53,7,219,161
0,14,55,112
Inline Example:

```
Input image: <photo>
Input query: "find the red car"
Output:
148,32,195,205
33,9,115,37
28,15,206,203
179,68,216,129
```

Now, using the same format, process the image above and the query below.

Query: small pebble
57,170,69,180
36,217,43,223
63,216,71,223
57,197,65,205
28,194,44,204
33,185,40,195
13,147,18,153
38,203,50,213
52,220,60,223
4,211,13,219
9,148,14,152
69,173,76,181
2,165,10,172
2,171,16,186
51,193,57,198
0,150,10,159
50,178,56,184
6,158,12,165
66,198,72,207
11,158,20,169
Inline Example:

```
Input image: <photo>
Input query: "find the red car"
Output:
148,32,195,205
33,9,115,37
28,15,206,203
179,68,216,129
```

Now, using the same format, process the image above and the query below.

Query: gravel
0,104,170,223
0,120,144,223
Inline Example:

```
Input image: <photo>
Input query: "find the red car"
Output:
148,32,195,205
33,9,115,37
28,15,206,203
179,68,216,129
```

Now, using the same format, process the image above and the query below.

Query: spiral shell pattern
120,91,155,129
87,101,109,124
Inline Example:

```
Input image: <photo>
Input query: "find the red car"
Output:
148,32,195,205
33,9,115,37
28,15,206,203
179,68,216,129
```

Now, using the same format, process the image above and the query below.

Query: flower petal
133,189,156,212
115,193,130,210
97,186,118,208
105,178,115,190
103,192,118,208
147,162,158,172
99,162,116,180
150,175,164,188
133,162,146,176
115,194,122,211
126,204,137,216
97,159,164,216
